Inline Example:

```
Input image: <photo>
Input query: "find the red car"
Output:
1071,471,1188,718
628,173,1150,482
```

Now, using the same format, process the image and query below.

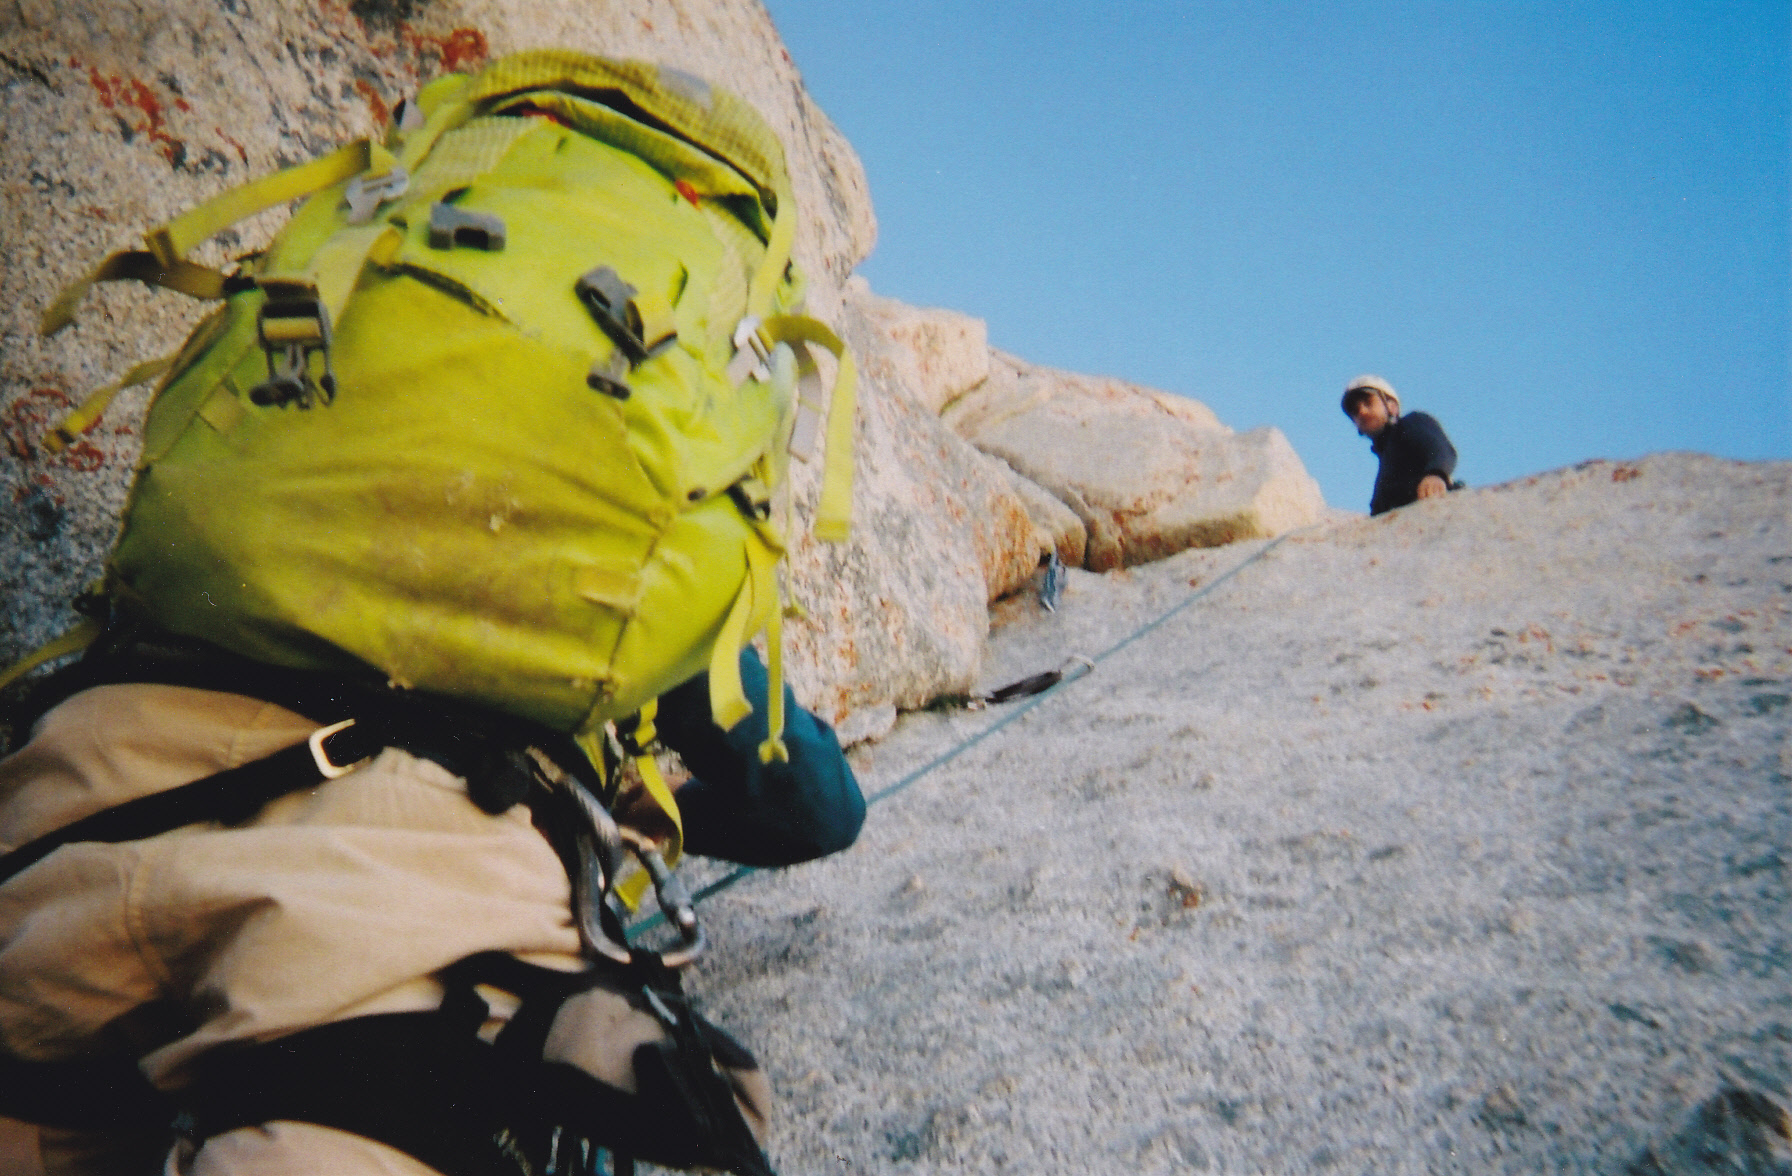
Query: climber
1340,375,1461,516
0,638,862,1176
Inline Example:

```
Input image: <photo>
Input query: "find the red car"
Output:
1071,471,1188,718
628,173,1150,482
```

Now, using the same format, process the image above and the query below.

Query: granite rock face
840,275,989,416
689,452,1792,1175
990,454,1088,569
780,295,1041,724
943,350,1327,571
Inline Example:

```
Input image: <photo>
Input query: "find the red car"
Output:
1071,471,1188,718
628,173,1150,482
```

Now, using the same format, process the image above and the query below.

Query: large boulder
838,275,989,415
779,287,1043,736
944,350,1327,570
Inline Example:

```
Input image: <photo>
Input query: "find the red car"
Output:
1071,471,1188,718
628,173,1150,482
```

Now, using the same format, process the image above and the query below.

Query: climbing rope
638,529,1304,929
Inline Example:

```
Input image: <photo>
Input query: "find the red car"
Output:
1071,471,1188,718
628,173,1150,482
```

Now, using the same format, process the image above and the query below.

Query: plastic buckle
586,353,631,400
250,290,336,408
307,718,365,779
392,96,426,133
726,315,770,385
427,201,506,251
343,165,409,224
575,266,649,364
727,477,773,522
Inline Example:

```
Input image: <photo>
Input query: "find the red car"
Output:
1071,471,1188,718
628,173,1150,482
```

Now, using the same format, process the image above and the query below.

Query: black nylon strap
0,1052,173,1132
4,638,607,804
0,724,382,888
0,637,605,887
184,1012,515,1176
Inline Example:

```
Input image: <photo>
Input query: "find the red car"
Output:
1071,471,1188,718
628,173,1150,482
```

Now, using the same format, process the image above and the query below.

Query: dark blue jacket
1369,411,1458,516
655,650,865,867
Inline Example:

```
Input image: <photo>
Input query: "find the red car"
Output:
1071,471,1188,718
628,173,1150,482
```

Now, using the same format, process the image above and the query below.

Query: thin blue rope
647,531,1298,921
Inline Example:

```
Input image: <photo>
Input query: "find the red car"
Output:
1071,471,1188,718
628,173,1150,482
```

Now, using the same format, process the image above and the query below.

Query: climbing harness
0,640,767,1176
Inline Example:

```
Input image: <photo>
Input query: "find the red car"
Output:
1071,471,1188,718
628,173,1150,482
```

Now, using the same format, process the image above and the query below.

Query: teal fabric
656,651,863,866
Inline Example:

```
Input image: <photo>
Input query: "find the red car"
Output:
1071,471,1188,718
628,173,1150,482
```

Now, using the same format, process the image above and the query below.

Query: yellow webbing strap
41,354,175,454
744,175,798,323
40,252,227,337
260,221,404,328
759,315,857,543
146,139,381,267
706,535,769,732
612,699,687,913
250,94,474,323
43,138,401,338
0,617,102,695
394,85,475,175
759,562,788,764
701,533,790,761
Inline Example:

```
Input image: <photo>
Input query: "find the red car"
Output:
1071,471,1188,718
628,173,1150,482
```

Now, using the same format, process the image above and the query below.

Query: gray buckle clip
428,201,506,251
392,96,426,133
575,266,649,364
727,478,773,521
250,291,336,408
586,353,631,400
726,315,770,385
344,165,409,224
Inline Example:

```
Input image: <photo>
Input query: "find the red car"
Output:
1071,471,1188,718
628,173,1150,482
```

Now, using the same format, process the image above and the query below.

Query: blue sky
762,0,1790,511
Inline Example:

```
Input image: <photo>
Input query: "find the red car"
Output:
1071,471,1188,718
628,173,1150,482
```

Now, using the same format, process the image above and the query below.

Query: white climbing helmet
1341,374,1400,416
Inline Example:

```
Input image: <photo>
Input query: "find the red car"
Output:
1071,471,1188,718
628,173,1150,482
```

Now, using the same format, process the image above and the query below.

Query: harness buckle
307,718,366,779
250,288,336,408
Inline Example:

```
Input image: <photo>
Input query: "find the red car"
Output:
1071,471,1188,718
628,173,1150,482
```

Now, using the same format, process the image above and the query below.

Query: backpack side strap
181,1011,516,1176
174,951,775,1176
0,1052,174,1133
0,712,525,889
0,640,580,887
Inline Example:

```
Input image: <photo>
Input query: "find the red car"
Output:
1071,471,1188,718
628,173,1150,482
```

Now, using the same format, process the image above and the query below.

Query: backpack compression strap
758,315,857,544
35,84,472,436
38,139,396,337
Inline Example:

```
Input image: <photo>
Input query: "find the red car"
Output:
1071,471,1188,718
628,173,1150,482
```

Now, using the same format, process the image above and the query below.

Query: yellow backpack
20,50,856,774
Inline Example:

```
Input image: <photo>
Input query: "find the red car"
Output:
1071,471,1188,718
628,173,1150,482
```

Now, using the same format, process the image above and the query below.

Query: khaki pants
0,684,587,1174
